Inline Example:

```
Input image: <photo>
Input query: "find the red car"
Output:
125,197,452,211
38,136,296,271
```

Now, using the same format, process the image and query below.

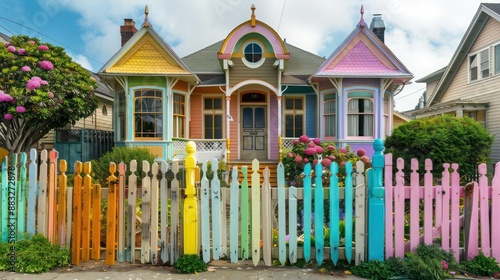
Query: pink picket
423,159,433,245
384,153,394,258
478,164,491,257
491,163,500,260
409,158,420,253
394,158,405,258
440,163,450,252
450,163,461,261
467,182,479,259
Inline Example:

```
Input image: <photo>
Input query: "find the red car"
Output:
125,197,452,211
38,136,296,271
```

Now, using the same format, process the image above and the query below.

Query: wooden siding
443,18,500,103
426,80,439,98
189,94,203,138
306,94,317,137
173,80,188,92
229,98,238,160
269,96,278,160
343,78,380,88
229,59,278,87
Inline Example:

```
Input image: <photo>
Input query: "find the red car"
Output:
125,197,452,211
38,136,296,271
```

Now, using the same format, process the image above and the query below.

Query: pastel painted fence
381,153,500,263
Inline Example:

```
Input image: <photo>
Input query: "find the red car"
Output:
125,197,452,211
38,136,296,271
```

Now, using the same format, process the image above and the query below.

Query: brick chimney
370,14,386,43
120,19,137,46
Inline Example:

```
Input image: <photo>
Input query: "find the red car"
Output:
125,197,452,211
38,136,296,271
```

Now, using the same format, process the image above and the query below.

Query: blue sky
0,0,489,111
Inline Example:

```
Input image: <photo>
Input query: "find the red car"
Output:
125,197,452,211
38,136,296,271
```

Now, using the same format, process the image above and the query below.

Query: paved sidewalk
0,260,366,280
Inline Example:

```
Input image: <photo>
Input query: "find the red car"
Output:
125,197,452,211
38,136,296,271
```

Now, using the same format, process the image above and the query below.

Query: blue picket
330,162,340,265
1,157,8,242
344,161,353,263
314,162,324,265
288,186,298,264
368,139,385,261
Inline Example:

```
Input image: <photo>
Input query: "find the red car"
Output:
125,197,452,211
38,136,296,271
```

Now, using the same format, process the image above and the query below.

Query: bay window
347,91,374,137
134,89,163,139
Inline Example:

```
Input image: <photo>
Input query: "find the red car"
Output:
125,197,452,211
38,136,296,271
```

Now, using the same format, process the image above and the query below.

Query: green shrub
173,254,207,273
0,234,70,273
350,259,397,280
384,115,493,183
90,146,157,187
461,252,500,277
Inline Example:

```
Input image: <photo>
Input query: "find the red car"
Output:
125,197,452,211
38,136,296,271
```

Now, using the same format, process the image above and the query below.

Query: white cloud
68,52,93,71
41,0,486,111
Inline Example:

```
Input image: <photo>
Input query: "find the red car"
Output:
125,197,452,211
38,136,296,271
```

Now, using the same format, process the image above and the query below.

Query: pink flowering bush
282,135,364,187
0,35,98,154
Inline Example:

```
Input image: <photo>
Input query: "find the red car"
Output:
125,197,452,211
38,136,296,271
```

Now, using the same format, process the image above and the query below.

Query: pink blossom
21,66,31,72
16,106,26,113
287,152,293,158
305,147,316,156
40,80,48,85
303,158,309,163
7,46,15,53
4,42,10,47
26,78,41,90
312,159,318,166
442,261,448,270
308,142,316,148
341,161,346,166
0,90,14,103
292,140,298,146
39,60,54,70
31,76,42,82
339,148,347,154
295,156,303,163
299,135,310,143
315,146,324,154
328,155,335,161
4,113,13,121
327,145,335,151
17,48,26,55
38,45,49,51
313,138,321,145
48,91,54,98
357,148,366,156
321,158,332,168
28,40,36,45
450,271,455,275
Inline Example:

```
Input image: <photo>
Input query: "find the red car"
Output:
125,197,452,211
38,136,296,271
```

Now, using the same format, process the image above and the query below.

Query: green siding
128,76,166,88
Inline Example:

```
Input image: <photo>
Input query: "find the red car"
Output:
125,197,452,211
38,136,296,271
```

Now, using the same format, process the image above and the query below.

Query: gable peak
142,5,152,27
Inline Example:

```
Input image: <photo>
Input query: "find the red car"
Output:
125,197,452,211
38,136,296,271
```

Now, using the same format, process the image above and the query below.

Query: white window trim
469,46,491,83
283,96,305,138
346,97,375,139
242,41,265,68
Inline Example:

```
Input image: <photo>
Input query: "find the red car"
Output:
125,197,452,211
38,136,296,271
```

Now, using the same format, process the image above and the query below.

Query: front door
240,106,267,160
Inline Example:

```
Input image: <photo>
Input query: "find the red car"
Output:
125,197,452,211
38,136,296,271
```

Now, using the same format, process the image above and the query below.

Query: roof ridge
182,39,224,59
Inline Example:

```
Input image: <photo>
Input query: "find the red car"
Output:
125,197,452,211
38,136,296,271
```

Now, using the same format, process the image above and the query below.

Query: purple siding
270,96,278,160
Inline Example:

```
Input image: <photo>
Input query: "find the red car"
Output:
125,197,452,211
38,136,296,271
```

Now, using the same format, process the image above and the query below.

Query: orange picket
71,161,83,265
91,184,102,260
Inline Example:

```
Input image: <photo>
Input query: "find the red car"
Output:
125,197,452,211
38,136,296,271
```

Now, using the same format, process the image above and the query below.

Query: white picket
159,161,170,264
127,160,138,263
141,161,151,264
150,162,159,264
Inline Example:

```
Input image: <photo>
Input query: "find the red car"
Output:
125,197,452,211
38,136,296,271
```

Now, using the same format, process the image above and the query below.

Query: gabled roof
415,67,446,83
312,8,413,83
99,24,199,83
425,3,500,106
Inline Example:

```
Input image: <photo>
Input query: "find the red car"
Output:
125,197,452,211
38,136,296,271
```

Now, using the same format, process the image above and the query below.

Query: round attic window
243,42,265,68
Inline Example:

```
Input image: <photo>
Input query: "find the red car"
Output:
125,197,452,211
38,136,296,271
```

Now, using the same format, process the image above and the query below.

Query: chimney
370,14,386,43
120,19,137,46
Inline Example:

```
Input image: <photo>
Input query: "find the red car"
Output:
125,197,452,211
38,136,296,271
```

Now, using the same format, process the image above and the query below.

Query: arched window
347,91,374,137
134,89,163,139
243,42,263,63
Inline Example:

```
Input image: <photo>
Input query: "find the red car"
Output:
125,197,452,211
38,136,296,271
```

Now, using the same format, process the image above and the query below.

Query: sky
0,0,491,112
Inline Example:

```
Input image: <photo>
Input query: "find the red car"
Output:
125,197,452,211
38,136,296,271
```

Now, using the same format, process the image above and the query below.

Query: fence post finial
368,138,385,261
184,141,199,254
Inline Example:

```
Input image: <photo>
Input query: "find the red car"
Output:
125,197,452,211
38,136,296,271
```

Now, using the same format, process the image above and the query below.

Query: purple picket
384,153,394,258
394,158,405,258
478,163,490,257
491,163,500,260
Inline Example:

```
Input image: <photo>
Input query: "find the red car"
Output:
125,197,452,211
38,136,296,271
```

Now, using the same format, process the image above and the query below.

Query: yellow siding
229,59,278,87
442,18,500,103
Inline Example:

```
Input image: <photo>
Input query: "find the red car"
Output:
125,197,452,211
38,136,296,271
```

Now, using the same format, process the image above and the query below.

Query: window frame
346,91,374,139
322,92,337,139
242,41,265,68
203,96,224,139
469,46,491,82
173,92,186,139
133,88,163,140
283,96,305,138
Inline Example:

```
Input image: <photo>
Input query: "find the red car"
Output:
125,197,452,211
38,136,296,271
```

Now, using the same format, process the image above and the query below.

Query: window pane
285,115,293,137
325,115,335,137
470,55,478,81
481,49,489,78
285,98,293,109
213,98,222,109
204,98,213,110
496,45,500,75
255,107,265,128
294,98,303,110
214,115,223,139
243,108,253,128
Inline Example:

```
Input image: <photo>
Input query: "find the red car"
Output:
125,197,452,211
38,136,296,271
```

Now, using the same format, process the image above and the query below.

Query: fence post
368,139,385,261
183,141,199,255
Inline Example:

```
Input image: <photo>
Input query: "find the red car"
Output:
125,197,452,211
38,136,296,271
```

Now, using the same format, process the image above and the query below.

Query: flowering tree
282,135,369,187
0,35,98,155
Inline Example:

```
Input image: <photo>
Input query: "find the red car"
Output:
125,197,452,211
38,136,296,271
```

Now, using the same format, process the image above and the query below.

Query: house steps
226,161,280,187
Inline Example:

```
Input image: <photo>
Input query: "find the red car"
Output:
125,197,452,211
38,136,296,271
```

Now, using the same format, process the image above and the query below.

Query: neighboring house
98,5,413,162
408,3,500,163
0,32,114,162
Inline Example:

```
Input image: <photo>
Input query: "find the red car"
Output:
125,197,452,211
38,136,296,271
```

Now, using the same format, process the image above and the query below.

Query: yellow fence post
278,135,283,162
57,160,67,247
183,141,199,255
71,161,83,265
226,138,230,163
91,184,102,260
106,163,118,265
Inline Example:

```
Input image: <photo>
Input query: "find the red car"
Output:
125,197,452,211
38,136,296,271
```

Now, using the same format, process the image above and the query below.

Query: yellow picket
71,161,83,265
106,163,118,265
57,160,67,247
91,184,102,260
81,162,92,261
183,141,198,254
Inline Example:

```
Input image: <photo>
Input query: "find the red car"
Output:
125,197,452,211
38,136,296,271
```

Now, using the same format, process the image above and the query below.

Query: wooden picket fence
382,154,500,262
2,140,499,267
